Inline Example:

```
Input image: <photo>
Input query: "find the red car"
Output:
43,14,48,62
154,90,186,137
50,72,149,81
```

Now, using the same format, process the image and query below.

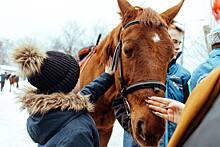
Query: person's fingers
105,58,111,69
109,57,112,65
107,58,110,67
165,104,176,110
105,57,115,75
152,111,168,120
148,96,171,105
167,109,174,122
146,100,167,108
109,56,113,63
148,104,167,114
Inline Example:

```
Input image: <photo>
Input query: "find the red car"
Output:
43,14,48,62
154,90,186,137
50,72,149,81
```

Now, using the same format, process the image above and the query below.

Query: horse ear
118,0,136,25
118,0,133,16
160,0,184,25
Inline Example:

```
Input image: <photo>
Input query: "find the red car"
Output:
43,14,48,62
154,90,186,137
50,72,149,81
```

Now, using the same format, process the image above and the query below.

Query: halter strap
122,81,166,96
123,20,141,29
112,20,166,96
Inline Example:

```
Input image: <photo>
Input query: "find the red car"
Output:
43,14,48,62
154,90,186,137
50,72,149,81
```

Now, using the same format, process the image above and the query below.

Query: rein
112,20,166,97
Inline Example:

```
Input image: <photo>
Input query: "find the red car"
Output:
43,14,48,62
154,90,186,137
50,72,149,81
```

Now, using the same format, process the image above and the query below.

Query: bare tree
0,41,5,65
88,21,112,46
188,37,209,60
183,23,210,72
0,39,14,65
61,22,86,55
50,21,112,56
50,37,65,52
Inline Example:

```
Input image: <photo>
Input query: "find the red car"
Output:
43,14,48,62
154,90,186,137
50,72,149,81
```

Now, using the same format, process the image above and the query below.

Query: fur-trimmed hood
20,87,94,115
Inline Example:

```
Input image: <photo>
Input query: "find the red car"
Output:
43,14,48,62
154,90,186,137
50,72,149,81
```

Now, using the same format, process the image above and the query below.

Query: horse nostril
137,119,146,141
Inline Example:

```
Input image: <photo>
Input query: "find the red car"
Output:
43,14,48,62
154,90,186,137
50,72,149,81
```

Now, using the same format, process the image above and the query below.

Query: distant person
190,25,220,90
0,72,7,91
13,44,115,147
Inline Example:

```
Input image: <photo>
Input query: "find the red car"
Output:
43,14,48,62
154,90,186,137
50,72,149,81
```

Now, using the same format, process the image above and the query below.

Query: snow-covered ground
0,80,123,147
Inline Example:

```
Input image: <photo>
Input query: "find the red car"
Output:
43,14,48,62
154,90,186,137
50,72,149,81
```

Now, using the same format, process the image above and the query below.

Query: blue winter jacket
23,72,114,147
160,58,191,147
190,48,220,90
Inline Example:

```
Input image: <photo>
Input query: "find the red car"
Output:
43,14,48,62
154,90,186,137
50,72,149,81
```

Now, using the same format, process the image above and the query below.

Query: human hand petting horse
146,96,185,124
73,57,115,93
104,57,115,76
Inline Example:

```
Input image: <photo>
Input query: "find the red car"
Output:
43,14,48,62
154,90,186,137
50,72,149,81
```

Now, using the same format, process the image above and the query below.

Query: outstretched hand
105,57,115,75
146,96,185,124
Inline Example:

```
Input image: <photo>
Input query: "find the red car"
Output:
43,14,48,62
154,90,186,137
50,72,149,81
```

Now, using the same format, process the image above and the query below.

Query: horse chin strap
112,20,166,97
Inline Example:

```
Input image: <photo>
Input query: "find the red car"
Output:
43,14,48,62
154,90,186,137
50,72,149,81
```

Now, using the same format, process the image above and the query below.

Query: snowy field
0,80,123,147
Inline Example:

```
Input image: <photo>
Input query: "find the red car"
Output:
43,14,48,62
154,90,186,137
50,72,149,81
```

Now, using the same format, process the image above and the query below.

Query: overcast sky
0,0,212,41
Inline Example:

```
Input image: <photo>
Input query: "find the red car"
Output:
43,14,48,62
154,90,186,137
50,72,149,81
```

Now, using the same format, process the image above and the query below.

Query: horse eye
124,48,133,57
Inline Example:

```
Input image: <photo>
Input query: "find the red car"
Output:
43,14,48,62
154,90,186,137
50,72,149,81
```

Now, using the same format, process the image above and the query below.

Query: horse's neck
81,25,121,76
79,55,117,104
80,53,104,86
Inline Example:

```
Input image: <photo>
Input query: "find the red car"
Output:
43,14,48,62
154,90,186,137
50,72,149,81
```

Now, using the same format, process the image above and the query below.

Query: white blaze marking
152,33,160,42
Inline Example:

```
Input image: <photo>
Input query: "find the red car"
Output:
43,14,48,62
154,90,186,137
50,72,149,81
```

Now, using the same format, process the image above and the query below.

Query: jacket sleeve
80,72,114,103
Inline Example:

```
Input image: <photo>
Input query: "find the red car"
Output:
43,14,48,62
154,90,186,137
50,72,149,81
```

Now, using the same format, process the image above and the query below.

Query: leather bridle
112,20,166,97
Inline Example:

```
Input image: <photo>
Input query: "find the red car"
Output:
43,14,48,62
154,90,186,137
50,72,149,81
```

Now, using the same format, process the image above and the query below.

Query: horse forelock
138,8,167,28
119,6,167,28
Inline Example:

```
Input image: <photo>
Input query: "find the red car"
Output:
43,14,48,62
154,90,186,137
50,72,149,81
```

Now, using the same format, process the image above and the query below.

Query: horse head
5,73,11,80
99,0,184,146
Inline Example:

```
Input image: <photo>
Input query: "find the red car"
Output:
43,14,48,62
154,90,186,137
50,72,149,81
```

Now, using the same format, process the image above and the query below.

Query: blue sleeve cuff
80,72,114,103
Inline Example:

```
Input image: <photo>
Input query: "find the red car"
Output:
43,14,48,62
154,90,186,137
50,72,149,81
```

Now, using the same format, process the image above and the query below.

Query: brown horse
6,73,19,92
80,0,184,146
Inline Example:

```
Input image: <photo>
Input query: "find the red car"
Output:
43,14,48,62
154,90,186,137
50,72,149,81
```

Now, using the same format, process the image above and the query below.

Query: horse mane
97,25,121,66
138,8,167,28
97,7,167,66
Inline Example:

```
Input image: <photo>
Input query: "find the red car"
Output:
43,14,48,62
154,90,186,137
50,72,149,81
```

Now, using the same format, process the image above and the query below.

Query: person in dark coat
13,44,115,147
0,72,7,91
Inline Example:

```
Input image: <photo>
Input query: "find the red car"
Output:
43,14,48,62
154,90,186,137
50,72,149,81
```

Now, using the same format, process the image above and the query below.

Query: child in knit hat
13,43,115,147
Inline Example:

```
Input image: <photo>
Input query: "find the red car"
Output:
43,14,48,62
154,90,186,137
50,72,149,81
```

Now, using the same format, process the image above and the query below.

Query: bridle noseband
112,20,166,97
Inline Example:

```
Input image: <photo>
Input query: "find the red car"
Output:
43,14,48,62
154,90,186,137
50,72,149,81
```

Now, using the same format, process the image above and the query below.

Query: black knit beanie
13,44,80,94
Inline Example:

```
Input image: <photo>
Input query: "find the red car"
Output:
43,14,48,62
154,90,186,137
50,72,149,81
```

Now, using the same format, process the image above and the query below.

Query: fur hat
207,25,220,46
13,44,80,94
